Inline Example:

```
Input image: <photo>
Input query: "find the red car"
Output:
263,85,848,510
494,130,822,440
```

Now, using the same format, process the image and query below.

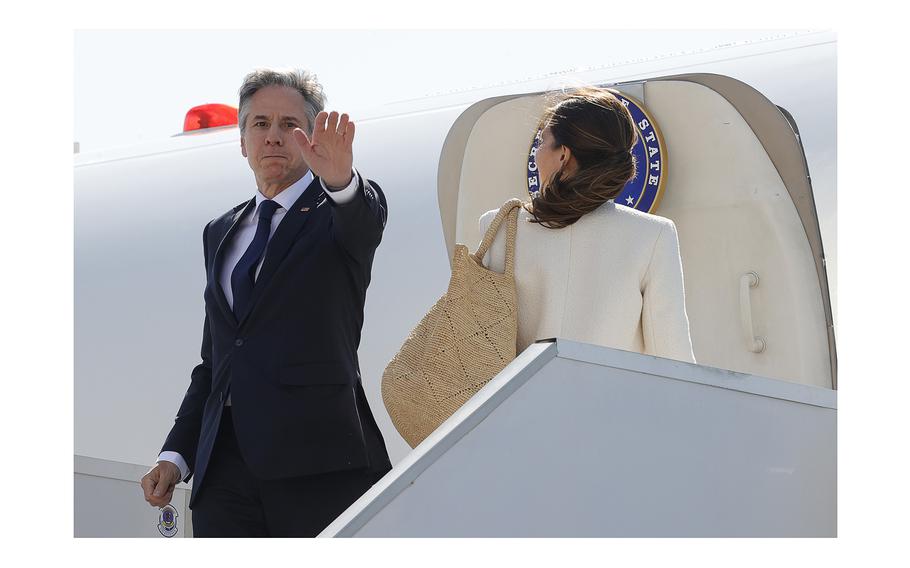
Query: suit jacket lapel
210,198,256,327
237,177,324,327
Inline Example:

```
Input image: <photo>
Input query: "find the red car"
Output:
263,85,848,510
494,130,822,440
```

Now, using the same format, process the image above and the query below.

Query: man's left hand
293,111,354,189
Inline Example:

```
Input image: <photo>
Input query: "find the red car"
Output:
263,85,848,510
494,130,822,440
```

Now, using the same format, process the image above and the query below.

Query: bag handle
472,198,524,276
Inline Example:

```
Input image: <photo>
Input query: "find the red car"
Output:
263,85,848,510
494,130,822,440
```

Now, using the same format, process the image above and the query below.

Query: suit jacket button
235,338,244,347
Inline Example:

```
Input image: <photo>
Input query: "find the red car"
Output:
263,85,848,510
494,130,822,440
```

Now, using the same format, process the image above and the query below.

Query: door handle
739,272,766,353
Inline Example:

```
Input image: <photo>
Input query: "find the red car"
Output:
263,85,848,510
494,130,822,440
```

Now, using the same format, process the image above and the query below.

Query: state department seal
157,504,179,537
527,89,668,213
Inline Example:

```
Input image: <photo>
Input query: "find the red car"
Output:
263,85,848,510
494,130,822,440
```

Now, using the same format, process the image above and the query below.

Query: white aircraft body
74,31,836,536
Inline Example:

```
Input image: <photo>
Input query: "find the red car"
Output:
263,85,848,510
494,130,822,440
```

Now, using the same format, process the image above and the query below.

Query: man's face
240,85,311,190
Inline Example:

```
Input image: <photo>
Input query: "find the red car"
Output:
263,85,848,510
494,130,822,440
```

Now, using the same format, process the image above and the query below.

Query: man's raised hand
293,111,355,189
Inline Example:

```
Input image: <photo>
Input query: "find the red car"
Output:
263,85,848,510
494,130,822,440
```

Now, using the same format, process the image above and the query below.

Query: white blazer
479,200,696,363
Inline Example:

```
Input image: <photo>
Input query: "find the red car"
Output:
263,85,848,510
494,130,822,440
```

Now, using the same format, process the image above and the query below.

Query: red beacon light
182,103,238,134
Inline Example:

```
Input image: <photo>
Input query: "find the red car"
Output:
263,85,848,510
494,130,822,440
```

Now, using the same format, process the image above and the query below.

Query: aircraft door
438,74,835,389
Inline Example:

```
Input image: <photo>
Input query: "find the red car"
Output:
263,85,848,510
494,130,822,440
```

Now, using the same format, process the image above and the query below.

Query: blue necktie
231,199,281,319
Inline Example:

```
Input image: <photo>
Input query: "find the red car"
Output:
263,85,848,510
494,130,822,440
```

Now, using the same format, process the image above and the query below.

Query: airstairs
321,339,836,537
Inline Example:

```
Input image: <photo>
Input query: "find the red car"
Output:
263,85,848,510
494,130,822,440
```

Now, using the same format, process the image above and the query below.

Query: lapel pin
301,207,310,212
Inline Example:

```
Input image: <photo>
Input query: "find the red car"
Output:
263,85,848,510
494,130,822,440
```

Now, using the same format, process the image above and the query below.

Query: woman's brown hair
526,87,638,229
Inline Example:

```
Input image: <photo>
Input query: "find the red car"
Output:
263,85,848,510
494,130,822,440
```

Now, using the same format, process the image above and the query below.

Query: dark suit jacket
161,175,392,508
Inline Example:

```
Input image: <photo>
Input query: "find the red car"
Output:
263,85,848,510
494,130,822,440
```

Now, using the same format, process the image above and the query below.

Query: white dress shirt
157,169,361,483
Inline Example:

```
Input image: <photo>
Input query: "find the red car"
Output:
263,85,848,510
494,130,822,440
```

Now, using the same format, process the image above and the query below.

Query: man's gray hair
238,68,326,135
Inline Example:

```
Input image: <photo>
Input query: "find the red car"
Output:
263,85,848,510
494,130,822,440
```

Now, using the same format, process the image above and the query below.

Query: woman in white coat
479,87,696,363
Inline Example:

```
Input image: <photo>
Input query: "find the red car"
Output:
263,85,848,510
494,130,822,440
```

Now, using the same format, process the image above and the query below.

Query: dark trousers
190,406,381,537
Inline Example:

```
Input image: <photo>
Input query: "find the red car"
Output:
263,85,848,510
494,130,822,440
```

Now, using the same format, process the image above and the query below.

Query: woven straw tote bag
382,198,523,447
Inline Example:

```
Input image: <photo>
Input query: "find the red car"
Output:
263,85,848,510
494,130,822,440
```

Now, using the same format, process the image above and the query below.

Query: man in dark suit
139,68,392,537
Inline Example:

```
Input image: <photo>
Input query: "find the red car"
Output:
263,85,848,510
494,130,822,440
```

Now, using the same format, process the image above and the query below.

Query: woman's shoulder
594,201,677,231
478,202,533,232
478,207,498,229
478,207,498,235
479,200,676,235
